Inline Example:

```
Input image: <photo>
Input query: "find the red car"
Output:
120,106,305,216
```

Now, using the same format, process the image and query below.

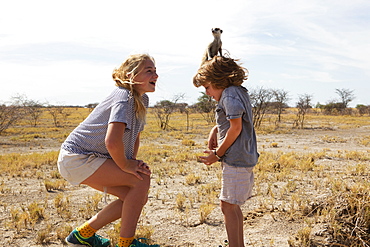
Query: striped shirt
61,87,148,159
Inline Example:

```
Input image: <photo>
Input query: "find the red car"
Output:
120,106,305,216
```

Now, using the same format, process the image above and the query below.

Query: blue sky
1,0,369,107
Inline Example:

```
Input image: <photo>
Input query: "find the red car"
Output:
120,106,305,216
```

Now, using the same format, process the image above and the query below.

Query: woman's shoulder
110,87,131,101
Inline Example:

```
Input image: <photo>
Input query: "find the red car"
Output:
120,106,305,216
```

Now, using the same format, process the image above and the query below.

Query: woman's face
131,59,158,95
203,82,224,101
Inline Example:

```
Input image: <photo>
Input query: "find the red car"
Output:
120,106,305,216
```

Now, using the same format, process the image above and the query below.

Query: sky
1,0,369,107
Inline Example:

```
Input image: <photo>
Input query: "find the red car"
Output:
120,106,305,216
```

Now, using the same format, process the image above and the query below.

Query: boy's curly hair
193,55,248,89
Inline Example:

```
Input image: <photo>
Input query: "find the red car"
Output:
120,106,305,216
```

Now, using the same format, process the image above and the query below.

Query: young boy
193,56,259,247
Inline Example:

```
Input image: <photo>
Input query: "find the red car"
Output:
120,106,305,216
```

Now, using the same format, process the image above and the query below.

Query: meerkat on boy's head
201,28,223,65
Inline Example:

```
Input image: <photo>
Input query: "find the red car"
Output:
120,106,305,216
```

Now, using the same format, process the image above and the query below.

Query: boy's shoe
116,238,159,247
65,228,110,247
218,240,229,247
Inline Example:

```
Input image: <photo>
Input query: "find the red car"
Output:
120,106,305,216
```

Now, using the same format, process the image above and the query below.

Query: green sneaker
65,228,110,247
117,238,159,247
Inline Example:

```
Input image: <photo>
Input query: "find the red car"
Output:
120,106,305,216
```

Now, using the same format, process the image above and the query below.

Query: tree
294,94,312,129
47,105,71,127
15,95,46,127
0,104,24,135
176,102,190,131
335,88,355,108
86,103,99,112
153,94,185,130
0,96,26,135
271,89,290,123
24,100,45,127
250,87,273,128
322,100,346,115
356,104,370,116
193,92,216,124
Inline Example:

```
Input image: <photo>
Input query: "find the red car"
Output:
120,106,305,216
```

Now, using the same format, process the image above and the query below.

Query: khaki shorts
57,149,107,185
219,163,254,205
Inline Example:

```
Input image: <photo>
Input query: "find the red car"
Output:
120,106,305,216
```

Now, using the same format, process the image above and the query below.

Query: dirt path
1,126,369,246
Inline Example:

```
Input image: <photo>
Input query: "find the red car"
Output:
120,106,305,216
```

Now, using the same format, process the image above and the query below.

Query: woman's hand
122,159,152,180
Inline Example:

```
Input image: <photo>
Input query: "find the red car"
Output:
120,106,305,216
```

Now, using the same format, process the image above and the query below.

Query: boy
193,56,259,247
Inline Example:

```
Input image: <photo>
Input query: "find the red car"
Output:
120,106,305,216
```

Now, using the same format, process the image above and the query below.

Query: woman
58,54,160,247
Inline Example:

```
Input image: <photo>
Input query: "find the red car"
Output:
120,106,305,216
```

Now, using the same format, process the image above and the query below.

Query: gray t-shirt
216,86,259,167
61,87,148,159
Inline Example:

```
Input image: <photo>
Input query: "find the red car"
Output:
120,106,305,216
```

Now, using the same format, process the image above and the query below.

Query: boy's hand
198,150,219,166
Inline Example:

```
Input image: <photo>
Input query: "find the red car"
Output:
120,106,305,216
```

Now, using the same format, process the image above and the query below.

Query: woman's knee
115,174,150,202
134,173,151,191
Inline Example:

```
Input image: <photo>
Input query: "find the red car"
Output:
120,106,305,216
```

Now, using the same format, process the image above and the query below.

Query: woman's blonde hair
193,55,248,89
112,54,155,121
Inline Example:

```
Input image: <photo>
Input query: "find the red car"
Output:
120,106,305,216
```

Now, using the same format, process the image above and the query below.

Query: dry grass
0,108,370,246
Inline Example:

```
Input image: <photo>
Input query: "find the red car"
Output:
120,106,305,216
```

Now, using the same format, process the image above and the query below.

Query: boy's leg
219,164,254,247
236,205,244,246
221,200,245,247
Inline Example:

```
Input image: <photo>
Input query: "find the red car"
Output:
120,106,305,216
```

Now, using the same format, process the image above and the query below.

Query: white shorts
219,163,254,205
57,149,107,185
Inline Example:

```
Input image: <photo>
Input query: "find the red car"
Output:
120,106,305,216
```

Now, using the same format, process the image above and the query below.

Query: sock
117,236,135,247
76,222,97,238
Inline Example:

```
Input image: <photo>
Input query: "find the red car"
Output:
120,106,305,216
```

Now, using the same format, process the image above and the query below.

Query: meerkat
201,28,223,65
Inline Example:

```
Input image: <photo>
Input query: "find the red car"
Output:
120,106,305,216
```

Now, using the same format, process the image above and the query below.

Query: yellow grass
1,107,370,246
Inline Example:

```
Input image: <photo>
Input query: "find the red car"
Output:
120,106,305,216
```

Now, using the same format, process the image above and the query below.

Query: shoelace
130,238,159,247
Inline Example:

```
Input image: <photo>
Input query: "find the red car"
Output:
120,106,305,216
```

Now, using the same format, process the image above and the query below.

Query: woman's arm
133,132,141,159
105,122,150,180
105,122,128,168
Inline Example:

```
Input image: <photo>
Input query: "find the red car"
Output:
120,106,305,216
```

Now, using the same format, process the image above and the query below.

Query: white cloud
0,0,369,107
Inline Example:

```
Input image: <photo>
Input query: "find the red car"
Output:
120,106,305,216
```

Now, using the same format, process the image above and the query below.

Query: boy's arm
208,125,218,150
215,117,242,157
199,117,242,165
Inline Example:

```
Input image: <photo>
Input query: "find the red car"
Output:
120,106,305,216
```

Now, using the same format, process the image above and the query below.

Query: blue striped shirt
61,87,148,159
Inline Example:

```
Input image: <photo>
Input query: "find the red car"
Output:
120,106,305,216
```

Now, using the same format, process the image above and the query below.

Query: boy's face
203,82,224,101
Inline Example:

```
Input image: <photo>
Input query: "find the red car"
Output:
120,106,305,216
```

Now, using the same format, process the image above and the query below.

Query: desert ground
0,110,369,247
